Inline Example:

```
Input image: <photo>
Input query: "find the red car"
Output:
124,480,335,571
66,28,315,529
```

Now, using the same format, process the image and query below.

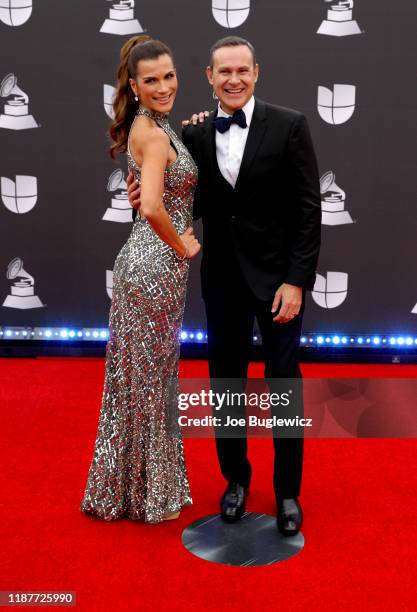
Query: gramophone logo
106,270,113,299
102,169,131,223
1,175,37,214
312,271,348,308
104,84,116,119
317,84,356,125
100,0,144,35
320,171,353,225
317,0,362,37
3,257,44,309
0,0,32,26
212,0,250,28
0,73,39,130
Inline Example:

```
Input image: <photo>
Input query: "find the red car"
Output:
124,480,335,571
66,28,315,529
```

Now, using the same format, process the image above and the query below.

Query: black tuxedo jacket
132,98,321,302
181,98,321,302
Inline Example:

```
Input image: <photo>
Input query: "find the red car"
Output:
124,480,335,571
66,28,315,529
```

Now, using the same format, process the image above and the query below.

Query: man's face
206,45,259,115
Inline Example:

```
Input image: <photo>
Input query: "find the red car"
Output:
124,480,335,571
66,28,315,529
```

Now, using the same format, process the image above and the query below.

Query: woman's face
129,54,177,113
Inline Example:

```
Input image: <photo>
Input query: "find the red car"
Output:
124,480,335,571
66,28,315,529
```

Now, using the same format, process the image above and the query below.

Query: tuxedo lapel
234,98,267,192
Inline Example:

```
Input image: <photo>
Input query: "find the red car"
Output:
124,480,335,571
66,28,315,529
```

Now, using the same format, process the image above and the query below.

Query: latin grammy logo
320,171,353,226
0,73,39,130
102,169,131,223
3,257,44,309
1,175,38,214
312,272,348,308
100,0,144,35
104,84,116,120
0,0,32,27
317,84,356,125
317,0,362,37
212,0,250,28
106,270,113,299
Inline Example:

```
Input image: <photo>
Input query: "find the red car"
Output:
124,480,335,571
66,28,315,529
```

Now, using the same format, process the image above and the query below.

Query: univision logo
212,0,250,28
1,175,37,213
317,84,356,125
0,0,32,27
312,271,348,308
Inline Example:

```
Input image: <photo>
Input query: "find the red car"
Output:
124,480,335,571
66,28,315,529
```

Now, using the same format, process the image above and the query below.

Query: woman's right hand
179,227,201,259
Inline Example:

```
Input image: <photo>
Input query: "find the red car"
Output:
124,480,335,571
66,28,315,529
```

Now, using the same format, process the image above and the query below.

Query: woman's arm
131,126,197,258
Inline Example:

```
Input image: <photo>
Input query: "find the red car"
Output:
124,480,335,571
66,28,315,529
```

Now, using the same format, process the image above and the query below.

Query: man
128,36,321,536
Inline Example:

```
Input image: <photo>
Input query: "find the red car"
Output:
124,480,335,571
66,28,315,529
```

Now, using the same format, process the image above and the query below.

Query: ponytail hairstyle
109,35,174,159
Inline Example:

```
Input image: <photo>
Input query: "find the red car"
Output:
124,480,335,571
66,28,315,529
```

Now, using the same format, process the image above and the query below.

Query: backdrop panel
0,0,416,335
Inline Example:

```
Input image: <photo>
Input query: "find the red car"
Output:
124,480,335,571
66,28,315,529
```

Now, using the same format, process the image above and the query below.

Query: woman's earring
134,95,138,101
212,90,218,101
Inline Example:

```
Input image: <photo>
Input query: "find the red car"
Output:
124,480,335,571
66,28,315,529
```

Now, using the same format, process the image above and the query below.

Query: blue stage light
77,331,83,337
196,332,203,341
92,331,99,338
60,330,68,338
397,337,405,345
180,331,188,340
317,336,324,344
406,337,413,345
373,337,381,345
45,330,52,338
69,330,76,338
357,337,363,344
100,331,107,338
332,336,340,344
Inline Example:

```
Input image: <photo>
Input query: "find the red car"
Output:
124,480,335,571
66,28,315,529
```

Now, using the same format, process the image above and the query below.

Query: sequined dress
80,106,197,523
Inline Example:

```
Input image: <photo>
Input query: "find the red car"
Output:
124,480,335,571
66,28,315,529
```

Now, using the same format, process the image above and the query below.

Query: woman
80,35,200,523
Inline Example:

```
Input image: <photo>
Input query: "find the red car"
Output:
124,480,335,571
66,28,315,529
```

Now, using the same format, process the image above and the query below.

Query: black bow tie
212,108,247,133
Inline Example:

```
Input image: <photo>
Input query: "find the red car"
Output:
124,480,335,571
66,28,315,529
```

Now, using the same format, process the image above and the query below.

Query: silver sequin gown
80,105,197,523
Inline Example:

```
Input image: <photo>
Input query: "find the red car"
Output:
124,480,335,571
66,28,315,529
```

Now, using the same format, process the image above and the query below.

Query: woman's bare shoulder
130,115,169,151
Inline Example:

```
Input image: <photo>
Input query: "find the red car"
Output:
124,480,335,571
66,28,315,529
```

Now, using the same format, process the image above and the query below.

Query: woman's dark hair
109,35,174,159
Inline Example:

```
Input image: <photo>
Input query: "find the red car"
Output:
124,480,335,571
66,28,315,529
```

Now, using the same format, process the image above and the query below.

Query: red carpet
1,358,417,611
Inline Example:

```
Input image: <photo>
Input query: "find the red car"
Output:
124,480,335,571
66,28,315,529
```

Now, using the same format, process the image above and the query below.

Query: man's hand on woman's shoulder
182,110,210,128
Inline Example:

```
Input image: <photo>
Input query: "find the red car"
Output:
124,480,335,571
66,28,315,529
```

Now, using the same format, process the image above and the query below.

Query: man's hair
209,36,256,68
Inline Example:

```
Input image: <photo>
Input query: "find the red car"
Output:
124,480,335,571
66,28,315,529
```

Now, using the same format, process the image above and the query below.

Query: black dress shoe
220,482,248,523
276,498,303,536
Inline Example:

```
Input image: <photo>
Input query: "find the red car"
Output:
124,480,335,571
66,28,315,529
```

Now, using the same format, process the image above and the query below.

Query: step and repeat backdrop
0,0,416,336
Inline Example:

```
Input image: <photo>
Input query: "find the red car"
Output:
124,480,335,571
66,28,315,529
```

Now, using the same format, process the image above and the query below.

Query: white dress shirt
215,95,255,188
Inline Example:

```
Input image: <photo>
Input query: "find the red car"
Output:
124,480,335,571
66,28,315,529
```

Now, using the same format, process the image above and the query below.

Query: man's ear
206,65,213,86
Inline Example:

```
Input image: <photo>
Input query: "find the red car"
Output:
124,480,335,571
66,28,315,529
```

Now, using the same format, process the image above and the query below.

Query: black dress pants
203,259,305,503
